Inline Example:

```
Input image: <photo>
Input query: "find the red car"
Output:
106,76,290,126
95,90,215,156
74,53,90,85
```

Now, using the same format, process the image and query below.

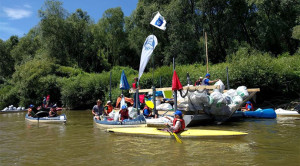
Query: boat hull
106,127,248,138
25,114,67,123
1,110,27,114
244,108,276,119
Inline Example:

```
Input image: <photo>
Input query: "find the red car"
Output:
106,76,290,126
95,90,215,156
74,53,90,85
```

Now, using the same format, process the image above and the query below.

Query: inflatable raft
275,108,300,117
25,113,67,123
94,115,146,128
243,108,276,119
106,127,248,138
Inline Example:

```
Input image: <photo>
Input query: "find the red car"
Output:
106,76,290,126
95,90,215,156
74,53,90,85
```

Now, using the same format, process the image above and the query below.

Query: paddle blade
173,133,183,144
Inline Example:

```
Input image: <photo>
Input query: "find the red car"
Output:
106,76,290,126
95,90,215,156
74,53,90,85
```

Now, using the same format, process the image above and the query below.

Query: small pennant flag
172,70,183,91
150,12,167,31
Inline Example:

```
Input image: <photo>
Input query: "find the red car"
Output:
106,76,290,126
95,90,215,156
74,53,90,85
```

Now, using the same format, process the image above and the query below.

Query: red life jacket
132,83,137,89
245,103,254,111
172,118,185,133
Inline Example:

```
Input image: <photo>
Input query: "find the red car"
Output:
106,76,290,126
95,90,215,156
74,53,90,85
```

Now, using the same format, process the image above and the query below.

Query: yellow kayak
106,127,247,138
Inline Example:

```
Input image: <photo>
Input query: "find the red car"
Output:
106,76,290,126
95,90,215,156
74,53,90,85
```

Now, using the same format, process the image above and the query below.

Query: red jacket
172,118,185,133
119,109,129,121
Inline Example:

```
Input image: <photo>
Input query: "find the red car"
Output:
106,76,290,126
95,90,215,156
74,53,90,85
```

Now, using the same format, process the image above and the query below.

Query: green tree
94,7,126,66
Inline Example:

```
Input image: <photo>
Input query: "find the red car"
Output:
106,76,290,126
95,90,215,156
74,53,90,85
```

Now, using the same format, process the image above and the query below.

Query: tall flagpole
151,12,158,117
205,32,209,74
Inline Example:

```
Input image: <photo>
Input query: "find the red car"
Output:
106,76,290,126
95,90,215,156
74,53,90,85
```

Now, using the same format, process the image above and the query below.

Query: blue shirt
143,109,150,116
204,78,210,85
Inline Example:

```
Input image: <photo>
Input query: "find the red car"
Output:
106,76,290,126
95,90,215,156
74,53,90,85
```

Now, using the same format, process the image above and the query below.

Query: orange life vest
105,104,113,114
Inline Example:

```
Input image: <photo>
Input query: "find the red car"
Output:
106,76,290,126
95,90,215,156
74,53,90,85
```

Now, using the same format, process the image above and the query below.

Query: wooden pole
205,32,208,73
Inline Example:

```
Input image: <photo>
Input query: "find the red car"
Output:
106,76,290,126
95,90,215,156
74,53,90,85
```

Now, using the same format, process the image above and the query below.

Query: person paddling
164,110,185,133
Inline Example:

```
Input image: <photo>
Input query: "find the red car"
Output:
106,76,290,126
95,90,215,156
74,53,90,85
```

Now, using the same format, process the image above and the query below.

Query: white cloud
3,7,32,20
24,4,32,8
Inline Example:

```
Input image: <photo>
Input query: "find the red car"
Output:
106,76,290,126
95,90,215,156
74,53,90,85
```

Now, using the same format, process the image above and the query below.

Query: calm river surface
1,110,299,166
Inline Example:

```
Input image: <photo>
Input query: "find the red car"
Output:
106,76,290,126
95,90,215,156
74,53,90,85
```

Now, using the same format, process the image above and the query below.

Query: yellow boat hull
106,127,247,138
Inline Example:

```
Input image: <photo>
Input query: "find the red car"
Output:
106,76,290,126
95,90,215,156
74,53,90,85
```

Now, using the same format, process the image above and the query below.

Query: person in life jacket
194,77,203,86
49,105,58,117
245,101,254,111
104,101,113,116
201,73,219,85
164,110,185,133
143,105,157,118
119,105,130,122
27,104,36,117
132,77,140,109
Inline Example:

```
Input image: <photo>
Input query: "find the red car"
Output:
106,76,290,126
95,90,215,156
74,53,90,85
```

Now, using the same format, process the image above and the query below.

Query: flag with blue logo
138,35,158,80
150,12,166,31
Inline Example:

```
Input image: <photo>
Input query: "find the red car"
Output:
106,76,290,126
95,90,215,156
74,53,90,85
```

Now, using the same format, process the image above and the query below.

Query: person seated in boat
49,105,58,117
104,101,113,116
42,96,46,108
201,73,219,85
244,101,254,111
119,105,130,122
27,104,36,117
92,99,104,120
143,105,157,118
194,77,203,86
164,110,185,133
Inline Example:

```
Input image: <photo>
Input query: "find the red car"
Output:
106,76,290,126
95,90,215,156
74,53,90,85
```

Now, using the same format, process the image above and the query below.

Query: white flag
150,12,166,31
138,35,158,80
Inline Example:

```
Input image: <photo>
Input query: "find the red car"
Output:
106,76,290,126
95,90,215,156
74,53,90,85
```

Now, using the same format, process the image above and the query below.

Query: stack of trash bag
128,107,138,119
109,110,119,121
156,103,173,111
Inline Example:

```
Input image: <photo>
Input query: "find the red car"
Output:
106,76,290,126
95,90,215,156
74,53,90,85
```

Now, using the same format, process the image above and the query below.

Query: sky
0,0,138,41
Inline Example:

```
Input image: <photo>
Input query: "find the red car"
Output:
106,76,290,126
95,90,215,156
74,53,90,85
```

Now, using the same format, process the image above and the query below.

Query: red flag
172,70,183,90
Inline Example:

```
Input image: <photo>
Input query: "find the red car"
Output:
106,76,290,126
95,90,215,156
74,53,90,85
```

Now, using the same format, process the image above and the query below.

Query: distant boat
25,111,67,123
275,108,300,117
1,105,27,114
94,114,146,128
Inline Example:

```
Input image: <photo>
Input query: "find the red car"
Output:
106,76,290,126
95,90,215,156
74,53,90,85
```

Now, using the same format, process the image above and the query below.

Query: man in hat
245,101,254,111
164,110,185,133
92,99,104,120
201,73,219,85
27,104,36,117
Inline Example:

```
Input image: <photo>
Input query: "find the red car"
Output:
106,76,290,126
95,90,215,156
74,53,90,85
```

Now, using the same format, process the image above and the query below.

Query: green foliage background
0,0,299,109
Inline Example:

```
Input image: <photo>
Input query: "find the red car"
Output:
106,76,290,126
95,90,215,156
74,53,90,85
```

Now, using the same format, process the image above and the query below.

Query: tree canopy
0,0,299,108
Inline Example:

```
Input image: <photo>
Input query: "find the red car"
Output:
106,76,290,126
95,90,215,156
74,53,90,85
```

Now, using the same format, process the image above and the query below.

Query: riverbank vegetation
0,0,299,109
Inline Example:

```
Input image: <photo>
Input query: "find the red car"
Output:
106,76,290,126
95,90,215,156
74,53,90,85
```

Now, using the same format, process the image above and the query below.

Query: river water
1,110,299,166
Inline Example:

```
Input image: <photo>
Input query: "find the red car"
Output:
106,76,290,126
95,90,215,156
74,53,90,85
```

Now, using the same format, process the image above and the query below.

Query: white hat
107,101,111,104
